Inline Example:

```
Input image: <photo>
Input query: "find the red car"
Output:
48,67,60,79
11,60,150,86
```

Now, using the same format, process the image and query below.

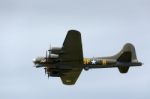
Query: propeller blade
49,44,52,58
48,73,50,78
46,50,48,62
44,68,47,75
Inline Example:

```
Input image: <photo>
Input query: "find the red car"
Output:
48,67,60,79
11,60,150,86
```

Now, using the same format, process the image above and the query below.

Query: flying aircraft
33,30,142,85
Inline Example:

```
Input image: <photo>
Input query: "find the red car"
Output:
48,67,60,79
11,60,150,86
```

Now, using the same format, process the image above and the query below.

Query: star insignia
91,59,96,64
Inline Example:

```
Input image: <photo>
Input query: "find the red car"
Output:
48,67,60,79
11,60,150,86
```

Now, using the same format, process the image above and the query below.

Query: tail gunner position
33,30,142,85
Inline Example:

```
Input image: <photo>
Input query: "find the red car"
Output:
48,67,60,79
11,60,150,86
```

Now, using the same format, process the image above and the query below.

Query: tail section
117,43,137,62
113,43,139,73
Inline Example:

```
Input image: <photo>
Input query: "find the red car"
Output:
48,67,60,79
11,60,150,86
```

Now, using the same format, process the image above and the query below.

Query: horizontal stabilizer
118,67,129,73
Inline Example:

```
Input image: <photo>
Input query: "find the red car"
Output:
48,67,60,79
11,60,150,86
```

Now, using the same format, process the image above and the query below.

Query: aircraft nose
32,56,45,65
33,58,37,64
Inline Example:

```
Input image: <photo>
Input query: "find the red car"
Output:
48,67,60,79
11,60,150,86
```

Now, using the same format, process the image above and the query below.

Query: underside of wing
60,68,82,85
59,30,83,85
59,30,83,66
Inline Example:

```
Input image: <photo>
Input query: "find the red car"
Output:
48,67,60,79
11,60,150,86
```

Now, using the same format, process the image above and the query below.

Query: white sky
0,0,150,99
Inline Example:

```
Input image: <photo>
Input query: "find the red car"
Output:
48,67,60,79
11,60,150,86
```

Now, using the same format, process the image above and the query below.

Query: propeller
46,50,48,62
48,44,52,58
45,44,52,62
44,67,47,75
48,73,50,78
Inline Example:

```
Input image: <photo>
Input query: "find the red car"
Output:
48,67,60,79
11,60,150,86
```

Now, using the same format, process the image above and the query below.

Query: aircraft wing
59,30,83,85
59,30,83,66
60,68,82,85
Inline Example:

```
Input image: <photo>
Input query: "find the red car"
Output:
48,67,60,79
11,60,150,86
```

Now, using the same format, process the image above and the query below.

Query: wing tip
61,79,76,85
68,29,81,35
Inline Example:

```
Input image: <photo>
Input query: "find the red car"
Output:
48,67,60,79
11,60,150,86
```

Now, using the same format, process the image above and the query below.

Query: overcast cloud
0,0,150,99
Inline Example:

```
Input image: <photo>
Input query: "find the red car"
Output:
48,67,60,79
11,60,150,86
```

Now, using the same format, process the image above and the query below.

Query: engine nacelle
50,47,62,54
50,71,60,77
50,54,59,58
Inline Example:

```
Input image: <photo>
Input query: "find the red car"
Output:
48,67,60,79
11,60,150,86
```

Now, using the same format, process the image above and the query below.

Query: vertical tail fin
117,43,137,63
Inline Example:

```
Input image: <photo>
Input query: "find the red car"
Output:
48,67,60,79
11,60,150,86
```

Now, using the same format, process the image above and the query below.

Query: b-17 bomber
33,30,142,85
